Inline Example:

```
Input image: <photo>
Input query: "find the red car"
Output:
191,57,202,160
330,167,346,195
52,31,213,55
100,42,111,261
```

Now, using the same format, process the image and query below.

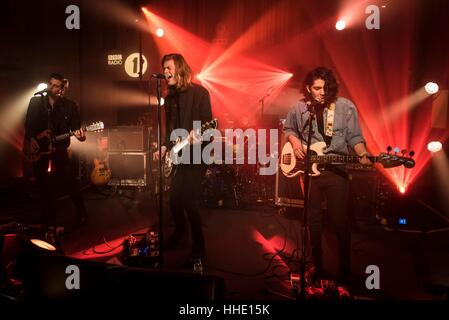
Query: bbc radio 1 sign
124,53,148,78
107,52,148,78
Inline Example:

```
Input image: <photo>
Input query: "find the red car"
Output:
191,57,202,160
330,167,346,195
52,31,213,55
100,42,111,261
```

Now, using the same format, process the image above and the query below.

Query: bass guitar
280,141,415,177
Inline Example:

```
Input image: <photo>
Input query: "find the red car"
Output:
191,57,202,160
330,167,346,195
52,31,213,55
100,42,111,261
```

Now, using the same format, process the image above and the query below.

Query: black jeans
307,168,351,277
169,165,206,256
33,149,86,224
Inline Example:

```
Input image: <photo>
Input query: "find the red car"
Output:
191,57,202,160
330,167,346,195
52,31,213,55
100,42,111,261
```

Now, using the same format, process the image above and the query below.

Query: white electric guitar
280,141,415,177
163,118,218,178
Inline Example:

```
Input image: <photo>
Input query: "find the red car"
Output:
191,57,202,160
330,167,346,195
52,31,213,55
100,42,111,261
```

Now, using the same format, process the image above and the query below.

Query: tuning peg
409,150,415,158
387,146,392,154
401,149,407,156
393,147,400,154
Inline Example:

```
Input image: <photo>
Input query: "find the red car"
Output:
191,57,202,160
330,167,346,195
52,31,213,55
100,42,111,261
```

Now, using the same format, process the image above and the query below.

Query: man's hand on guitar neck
188,129,201,145
74,128,86,142
153,145,167,161
354,143,372,166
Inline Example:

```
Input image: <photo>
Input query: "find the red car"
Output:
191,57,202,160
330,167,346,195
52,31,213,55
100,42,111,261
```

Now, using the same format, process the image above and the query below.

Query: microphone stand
266,101,316,300
155,77,164,268
299,102,316,299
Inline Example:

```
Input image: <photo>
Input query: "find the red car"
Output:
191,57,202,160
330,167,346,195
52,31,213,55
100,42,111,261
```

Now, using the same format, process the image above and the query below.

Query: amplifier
108,126,149,152
107,151,149,187
275,166,304,208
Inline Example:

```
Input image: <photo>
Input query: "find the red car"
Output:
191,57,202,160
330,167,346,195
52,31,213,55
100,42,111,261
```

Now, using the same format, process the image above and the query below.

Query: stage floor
1,183,447,300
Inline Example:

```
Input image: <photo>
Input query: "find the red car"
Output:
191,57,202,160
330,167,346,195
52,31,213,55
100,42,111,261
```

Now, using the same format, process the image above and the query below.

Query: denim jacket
283,97,365,155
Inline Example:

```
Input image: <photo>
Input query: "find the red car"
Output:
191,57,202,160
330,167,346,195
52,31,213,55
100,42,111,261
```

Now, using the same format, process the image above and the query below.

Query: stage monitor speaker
108,151,149,187
275,165,304,208
108,126,149,152
17,254,226,301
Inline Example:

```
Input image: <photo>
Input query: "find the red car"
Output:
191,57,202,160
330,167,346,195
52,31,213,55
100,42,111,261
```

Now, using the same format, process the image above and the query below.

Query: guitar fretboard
281,154,377,165
310,155,378,164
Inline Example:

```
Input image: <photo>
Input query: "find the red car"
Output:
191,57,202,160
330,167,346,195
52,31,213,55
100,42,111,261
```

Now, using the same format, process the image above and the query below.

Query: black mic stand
154,77,164,269
298,101,316,299
265,101,316,300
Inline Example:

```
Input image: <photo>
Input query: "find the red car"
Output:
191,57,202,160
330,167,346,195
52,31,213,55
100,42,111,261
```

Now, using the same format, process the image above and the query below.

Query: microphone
34,89,48,96
152,73,168,79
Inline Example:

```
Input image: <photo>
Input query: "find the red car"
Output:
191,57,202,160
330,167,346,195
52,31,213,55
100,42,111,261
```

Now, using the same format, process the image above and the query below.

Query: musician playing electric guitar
152,53,213,263
283,67,371,284
24,72,88,228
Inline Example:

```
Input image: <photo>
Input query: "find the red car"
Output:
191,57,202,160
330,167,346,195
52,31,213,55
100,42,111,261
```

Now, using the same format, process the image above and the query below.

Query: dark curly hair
301,67,339,104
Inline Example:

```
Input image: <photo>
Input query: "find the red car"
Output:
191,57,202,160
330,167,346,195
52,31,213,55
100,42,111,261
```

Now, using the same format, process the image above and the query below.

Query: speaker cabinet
18,254,226,301
108,126,149,152
108,152,149,187
275,167,304,208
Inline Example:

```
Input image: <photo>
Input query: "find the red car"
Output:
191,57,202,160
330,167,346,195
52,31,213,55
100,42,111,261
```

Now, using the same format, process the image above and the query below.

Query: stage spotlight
288,73,293,78
155,28,164,38
196,73,203,81
424,82,439,94
36,83,47,91
159,97,165,106
30,239,56,251
335,20,346,31
399,185,406,194
0,233,59,299
427,141,442,153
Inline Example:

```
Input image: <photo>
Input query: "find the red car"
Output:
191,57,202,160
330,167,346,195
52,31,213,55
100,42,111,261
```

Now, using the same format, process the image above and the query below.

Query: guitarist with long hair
153,54,213,264
24,73,87,228
284,67,371,284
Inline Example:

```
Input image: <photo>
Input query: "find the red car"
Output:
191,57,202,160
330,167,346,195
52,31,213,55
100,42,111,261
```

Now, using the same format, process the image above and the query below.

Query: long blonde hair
161,53,193,91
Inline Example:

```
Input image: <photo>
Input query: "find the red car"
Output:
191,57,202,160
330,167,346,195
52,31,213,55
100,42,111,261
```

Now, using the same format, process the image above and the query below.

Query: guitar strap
325,103,335,137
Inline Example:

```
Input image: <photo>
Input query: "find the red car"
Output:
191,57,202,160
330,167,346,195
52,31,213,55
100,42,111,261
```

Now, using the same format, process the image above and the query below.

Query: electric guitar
23,121,104,162
280,141,415,177
163,118,218,178
90,157,112,186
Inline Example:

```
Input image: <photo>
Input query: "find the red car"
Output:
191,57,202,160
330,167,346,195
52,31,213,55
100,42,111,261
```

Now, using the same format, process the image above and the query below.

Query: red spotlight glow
142,8,293,124
399,185,406,194
335,20,346,30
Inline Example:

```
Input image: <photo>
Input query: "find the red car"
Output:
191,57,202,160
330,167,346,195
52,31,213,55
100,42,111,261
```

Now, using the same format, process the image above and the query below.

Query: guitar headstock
85,121,104,133
201,118,218,132
379,146,415,169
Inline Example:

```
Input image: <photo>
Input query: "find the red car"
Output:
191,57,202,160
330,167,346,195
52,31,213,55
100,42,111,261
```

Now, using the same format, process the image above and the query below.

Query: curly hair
301,67,339,104
161,53,193,91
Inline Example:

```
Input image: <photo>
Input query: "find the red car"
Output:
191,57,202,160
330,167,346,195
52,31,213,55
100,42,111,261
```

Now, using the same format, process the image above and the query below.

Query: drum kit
201,135,276,208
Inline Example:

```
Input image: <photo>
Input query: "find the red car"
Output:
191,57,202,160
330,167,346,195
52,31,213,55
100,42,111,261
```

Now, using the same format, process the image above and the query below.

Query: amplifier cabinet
108,126,149,152
275,167,304,208
107,151,149,187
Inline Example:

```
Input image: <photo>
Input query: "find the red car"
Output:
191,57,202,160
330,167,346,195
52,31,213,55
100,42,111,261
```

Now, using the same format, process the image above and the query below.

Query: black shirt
164,83,213,148
24,95,81,150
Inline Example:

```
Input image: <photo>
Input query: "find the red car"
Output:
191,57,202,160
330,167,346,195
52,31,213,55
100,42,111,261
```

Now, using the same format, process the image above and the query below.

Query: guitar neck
311,154,378,164
54,126,86,142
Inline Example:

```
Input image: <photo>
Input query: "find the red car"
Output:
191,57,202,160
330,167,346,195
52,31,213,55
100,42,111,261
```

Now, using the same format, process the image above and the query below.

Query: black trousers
33,149,86,224
169,165,206,255
307,168,351,277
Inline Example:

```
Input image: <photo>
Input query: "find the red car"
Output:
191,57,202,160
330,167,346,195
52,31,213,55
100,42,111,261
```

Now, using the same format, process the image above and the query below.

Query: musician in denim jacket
284,67,371,283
